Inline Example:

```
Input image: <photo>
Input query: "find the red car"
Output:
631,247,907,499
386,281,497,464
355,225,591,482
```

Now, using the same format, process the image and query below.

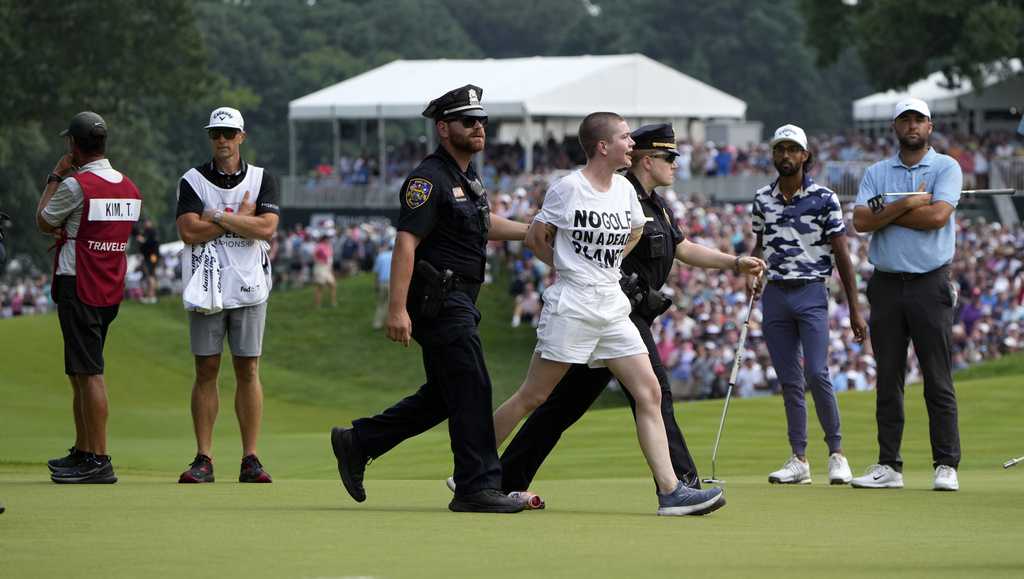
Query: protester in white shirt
490,112,726,516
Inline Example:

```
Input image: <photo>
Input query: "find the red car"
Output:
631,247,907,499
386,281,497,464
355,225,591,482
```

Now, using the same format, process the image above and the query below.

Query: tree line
2,0,1019,270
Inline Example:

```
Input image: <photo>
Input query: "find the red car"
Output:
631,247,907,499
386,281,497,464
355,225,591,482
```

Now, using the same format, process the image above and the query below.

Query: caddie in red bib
37,111,141,484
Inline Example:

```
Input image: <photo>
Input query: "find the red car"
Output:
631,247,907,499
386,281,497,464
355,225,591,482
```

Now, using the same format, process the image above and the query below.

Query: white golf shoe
768,455,812,484
933,465,959,491
850,464,904,488
828,453,853,485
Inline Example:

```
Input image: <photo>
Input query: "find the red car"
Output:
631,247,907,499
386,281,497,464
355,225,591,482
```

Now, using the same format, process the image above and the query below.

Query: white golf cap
769,124,808,150
892,97,931,120
205,107,245,130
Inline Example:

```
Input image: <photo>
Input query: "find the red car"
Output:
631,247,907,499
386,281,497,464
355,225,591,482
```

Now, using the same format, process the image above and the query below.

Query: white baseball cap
769,124,808,150
205,107,245,130
892,97,931,120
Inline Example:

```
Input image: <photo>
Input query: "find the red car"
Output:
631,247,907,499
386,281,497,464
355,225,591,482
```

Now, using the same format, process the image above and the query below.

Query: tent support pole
332,114,340,167
377,107,387,189
523,110,533,173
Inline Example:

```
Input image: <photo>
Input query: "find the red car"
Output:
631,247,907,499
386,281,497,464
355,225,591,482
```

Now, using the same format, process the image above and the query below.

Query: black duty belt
873,265,949,281
768,278,824,289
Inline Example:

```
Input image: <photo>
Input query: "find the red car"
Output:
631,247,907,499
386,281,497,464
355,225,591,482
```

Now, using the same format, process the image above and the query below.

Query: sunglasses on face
208,128,240,141
650,153,678,163
448,116,488,129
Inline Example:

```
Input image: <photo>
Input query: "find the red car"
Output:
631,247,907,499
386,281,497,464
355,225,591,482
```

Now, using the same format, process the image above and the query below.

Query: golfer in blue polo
750,124,867,485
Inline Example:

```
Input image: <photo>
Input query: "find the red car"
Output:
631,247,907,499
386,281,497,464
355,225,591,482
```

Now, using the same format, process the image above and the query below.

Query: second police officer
330,85,530,513
497,124,765,495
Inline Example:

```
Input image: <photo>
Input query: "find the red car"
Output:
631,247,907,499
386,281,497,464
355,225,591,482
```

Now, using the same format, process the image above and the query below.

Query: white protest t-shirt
535,170,646,287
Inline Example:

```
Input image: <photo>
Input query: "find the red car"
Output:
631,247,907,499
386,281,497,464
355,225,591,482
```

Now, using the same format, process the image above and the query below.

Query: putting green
2,281,1023,578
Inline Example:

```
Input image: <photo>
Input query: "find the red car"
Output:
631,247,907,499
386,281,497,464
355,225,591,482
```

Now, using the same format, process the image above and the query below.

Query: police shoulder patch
404,178,433,209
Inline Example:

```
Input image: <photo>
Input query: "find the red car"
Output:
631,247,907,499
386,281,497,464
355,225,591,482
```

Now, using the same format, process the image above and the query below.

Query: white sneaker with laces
850,464,904,488
828,453,853,485
933,465,959,491
768,455,812,484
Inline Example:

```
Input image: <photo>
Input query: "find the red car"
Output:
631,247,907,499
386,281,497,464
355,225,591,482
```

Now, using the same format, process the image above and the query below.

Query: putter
703,286,760,485
1003,456,1024,469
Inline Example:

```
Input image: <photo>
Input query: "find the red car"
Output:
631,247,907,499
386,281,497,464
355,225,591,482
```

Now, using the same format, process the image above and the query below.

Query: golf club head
702,478,725,485
1003,457,1023,469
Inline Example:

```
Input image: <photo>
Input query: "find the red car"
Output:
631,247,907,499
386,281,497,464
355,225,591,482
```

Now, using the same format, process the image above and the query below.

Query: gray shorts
189,302,267,357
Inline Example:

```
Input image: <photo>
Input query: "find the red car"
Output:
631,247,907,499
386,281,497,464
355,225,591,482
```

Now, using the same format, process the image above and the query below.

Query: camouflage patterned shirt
752,176,845,281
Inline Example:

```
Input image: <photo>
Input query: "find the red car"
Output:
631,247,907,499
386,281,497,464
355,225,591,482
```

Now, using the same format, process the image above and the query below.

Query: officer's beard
449,131,485,155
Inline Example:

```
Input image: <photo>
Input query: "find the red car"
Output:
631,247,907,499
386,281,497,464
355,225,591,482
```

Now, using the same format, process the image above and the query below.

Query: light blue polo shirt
855,147,962,273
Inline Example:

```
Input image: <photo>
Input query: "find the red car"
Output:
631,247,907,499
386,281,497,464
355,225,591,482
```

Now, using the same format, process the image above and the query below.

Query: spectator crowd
5,129,1023,403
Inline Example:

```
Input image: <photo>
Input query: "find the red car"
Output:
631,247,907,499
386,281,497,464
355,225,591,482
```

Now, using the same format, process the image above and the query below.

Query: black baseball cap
60,111,107,139
422,84,487,121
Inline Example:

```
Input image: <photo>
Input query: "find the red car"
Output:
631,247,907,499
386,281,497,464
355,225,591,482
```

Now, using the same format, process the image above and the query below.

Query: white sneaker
768,455,812,484
828,453,853,485
850,464,904,488
933,465,959,491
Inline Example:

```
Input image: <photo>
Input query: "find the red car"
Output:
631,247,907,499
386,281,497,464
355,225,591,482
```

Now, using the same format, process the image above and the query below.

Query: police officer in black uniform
499,124,765,493
331,85,529,513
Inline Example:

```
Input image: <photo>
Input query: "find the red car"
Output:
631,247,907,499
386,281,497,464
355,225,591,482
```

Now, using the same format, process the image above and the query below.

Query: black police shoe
331,427,367,502
51,454,117,484
449,489,526,513
48,447,84,472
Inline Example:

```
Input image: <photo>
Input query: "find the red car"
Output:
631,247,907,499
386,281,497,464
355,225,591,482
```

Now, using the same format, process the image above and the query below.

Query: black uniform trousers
867,266,961,471
352,290,502,495
500,310,700,492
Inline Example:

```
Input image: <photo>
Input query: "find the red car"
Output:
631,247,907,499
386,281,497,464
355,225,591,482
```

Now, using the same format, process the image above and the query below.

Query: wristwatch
212,210,224,224
733,255,741,274
46,173,64,185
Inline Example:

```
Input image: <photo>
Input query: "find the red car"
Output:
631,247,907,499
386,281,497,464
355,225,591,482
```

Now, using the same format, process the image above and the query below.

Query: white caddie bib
180,165,272,310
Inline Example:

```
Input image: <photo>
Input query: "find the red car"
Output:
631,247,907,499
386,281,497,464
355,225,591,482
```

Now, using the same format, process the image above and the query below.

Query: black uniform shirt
397,146,490,283
621,172,685,291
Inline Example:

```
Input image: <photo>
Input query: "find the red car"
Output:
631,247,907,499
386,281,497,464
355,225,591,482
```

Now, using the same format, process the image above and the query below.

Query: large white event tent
853,60,1023,133
287,53,746,175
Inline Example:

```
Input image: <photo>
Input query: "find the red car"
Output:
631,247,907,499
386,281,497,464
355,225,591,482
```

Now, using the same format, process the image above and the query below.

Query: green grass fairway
2,279,1023,578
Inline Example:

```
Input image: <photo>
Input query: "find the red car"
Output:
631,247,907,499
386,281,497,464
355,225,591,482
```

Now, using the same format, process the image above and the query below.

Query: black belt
768,278,824,289
873,265,948,281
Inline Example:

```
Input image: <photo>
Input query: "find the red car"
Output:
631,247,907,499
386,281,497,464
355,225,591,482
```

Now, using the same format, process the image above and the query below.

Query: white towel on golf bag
182,241,223,314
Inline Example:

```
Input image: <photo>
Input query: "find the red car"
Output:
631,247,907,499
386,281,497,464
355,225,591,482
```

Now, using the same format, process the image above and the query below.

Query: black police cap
422,84,487,121
60,111,107,139
631,123,677,155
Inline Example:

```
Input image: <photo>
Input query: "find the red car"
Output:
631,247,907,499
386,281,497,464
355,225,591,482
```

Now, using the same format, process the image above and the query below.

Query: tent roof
288,53,746,121
853,60,1023,121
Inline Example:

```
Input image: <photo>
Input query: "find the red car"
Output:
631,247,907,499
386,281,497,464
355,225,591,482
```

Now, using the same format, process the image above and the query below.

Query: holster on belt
637,288,673,320
414,260,453,319
620,273,673,320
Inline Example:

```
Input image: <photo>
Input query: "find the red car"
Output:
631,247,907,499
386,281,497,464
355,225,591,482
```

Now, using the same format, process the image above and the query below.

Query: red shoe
179,454,214,483
239,455,272,483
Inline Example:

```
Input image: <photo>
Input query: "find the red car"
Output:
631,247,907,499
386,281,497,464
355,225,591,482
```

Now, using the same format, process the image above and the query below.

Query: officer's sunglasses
650,153,678,163
448,116,488,129
208,128,241,141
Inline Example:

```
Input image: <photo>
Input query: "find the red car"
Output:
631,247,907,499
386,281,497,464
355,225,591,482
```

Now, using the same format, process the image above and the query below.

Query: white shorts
534,281,647,367
313,263,334,285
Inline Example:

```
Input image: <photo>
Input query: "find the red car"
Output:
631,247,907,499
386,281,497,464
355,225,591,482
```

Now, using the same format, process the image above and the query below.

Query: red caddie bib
52,171,142,307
